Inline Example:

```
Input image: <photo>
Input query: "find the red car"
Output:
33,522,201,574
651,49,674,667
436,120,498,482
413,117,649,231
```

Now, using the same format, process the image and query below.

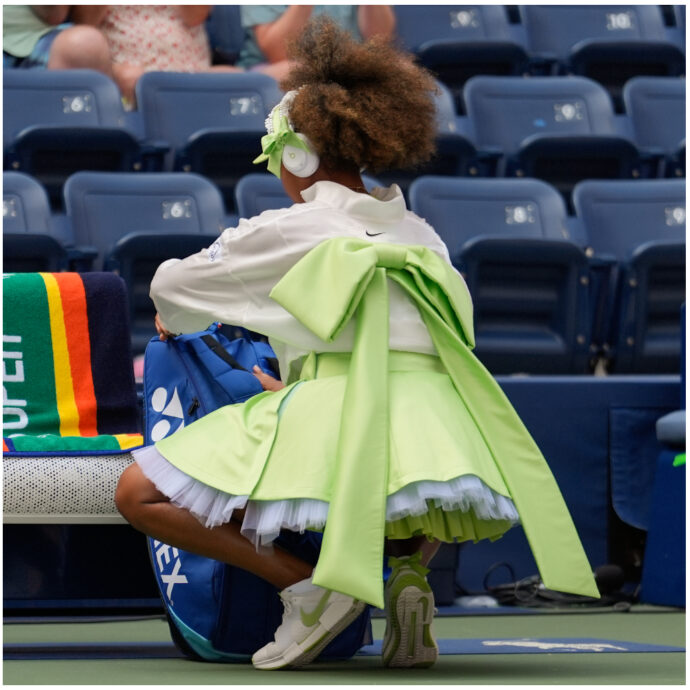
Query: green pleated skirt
136,351,520,547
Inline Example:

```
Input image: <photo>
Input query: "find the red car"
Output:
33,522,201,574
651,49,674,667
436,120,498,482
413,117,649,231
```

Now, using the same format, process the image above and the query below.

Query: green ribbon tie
270,237,599,607
388,550,430,578
253,110,311,178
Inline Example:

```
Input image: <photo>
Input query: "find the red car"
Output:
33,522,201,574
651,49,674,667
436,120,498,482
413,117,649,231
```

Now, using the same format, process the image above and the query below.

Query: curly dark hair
281,17,438,173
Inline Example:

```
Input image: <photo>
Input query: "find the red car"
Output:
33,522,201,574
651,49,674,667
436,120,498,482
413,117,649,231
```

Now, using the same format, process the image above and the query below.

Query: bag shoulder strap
182,331,263,404
199,334,248,372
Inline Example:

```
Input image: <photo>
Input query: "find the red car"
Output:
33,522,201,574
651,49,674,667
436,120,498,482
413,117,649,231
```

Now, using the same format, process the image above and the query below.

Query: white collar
300,181,406,223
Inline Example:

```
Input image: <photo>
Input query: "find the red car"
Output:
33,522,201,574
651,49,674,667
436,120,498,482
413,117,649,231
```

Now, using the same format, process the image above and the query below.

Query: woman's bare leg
386,535,441,566
115,462,312,590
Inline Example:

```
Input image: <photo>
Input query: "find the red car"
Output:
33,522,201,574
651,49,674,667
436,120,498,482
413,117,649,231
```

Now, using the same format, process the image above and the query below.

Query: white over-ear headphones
282,132,320,178
256,90,320,178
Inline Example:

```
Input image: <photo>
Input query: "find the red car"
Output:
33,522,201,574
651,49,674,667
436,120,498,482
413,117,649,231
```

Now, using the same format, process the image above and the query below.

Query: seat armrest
67,245,98,270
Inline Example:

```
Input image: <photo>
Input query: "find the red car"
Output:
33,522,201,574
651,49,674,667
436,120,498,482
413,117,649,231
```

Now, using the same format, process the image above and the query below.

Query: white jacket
151,181,465,378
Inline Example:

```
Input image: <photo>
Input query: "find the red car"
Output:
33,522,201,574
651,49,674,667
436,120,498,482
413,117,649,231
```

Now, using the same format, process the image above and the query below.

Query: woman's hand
252,366,286,391
154,313,176,341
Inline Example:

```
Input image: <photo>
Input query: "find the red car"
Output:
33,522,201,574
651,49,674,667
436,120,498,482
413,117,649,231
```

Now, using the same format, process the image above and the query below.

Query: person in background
237,5,396,80
71,5,242,108
3,5,112,74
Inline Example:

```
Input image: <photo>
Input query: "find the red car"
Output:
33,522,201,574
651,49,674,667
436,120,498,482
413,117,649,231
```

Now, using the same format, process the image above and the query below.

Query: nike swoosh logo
366,231,385,237
300,589,331,627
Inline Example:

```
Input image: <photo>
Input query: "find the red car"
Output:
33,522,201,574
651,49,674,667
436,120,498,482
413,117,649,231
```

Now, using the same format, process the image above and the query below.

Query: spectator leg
47,25,112,76
111,62,145,107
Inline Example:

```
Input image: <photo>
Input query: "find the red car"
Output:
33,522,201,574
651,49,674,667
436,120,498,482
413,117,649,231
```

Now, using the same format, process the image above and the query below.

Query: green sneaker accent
388,550,430,578
253,583,366,670
299,589,331,628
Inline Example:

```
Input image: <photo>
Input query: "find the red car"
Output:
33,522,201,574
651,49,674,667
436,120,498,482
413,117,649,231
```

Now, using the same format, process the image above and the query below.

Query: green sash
271,237,598,608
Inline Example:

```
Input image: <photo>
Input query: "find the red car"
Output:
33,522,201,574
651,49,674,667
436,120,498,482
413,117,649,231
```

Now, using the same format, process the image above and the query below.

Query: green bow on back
270,237,598,607
253,108,311,178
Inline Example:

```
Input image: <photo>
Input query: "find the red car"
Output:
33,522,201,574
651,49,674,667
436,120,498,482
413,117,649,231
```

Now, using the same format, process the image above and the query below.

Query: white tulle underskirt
134,444,520,549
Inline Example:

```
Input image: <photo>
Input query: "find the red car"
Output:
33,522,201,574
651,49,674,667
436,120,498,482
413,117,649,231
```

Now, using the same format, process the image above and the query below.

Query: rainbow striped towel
3,272,143,453
3,434,142,454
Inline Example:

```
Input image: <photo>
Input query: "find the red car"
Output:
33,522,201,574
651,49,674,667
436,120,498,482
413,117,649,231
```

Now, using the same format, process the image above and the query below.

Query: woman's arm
253,5,313,64
357,5,396,40
30,6,70,26
149,215,296,336
68,6,109,26
177,6,212,28
150,254,245,336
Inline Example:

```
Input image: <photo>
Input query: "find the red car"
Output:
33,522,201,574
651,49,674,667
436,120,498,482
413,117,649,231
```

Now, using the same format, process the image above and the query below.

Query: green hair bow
253,108,311,178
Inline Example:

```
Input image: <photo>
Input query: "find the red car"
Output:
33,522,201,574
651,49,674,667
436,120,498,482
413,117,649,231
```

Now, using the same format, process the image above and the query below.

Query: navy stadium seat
409,176,592,374
573,179,686,373
64,172,226,353
206,5,245,65
657,5,686,54
672,4,685,51
135,71,283,213
393,5,529,113
668,141,686,180
235,173,291,219
464,75,644,208
3,69,159,210
520,5,685,111
3,171,67,272
3,172,53,235
623,77,686,178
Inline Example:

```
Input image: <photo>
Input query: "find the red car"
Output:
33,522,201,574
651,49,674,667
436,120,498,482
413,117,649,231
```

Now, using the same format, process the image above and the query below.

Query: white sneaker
252,577,366,670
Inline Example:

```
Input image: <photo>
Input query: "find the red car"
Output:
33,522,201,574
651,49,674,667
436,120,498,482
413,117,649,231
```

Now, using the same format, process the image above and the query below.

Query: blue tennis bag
143,323,372,662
